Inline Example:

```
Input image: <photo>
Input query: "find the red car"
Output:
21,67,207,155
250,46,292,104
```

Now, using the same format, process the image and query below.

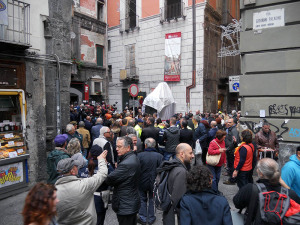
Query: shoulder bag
206,140,222,166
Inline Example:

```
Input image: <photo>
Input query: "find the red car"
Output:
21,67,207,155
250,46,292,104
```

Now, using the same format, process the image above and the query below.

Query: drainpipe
52,54,61,134
186,0,196,111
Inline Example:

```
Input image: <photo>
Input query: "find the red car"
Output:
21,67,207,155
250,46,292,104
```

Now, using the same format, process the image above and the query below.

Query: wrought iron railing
160,2,186,23
0,0,30,46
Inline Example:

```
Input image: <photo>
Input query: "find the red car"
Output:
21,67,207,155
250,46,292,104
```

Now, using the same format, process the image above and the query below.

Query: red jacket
207,138,226,167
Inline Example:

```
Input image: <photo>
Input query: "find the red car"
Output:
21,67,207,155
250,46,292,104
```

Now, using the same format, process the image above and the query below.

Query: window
108,65,112,82
97,1,104,22
96,45,104,67
165,0,182,20
108,40,111,51
125,0,136,30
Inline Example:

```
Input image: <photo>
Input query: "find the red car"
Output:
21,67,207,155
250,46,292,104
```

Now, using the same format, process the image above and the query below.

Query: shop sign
253,8,284,30
84,84,89,101
0,0,8,25
229,76,240,93
164,32,181,82
0,162,23,188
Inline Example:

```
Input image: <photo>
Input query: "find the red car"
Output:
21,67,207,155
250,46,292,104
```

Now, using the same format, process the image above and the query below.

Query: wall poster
164,32,181,82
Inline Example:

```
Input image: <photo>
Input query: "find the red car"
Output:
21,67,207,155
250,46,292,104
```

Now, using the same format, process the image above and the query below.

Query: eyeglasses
105,131,112,134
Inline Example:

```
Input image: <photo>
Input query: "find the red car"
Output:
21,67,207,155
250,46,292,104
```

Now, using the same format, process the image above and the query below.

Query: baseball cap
89,145,103,157
137,119,143,123
54,134,68,146
57,158,81,174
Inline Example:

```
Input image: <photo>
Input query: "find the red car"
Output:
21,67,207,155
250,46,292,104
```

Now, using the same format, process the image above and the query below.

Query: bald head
211,121,217,128
175,143,194,165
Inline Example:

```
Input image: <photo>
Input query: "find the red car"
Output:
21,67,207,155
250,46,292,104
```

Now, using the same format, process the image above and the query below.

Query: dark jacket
225,125,240,153
47,148,70,184
106,151,141,215
193,122,208,148
84,120,93,132
120,125,128,137
158,157,188,213
137,148,163,191
180,189,233,225
207,127,218,145
91,124,103,142
233,179,300,225
255,130,279,151
140,125,160,145
187,118,195,131
163,126,180,153
180,128,194,148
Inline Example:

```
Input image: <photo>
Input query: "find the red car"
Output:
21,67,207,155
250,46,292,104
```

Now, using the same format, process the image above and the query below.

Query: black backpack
256,183,300,225
153,169,172,211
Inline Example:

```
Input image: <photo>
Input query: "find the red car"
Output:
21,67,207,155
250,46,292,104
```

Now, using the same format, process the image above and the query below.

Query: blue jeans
163,150,175,161
207,165,222,192
139,190,156,223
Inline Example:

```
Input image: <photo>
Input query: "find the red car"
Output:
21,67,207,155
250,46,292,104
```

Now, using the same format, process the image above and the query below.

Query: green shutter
97,45,103,67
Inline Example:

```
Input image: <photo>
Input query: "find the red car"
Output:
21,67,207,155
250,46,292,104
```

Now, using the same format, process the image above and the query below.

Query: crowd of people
21,102,300,225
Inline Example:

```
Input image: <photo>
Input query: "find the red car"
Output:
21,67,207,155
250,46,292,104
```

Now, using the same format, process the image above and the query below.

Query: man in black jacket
233,158,300,225
161,143,194,225
137,138,163,225
106,136,141,225
140,117,160,147
179,118,194,148
163,117,180,161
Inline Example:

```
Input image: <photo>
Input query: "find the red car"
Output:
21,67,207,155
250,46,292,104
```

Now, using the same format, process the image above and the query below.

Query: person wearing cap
47,134,70,184
280,146,300,197
134,118,143,138
79,145,114,225
55,152,108,225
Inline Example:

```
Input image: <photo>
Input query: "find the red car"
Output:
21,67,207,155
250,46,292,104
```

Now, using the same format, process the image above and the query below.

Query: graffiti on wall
240,119,290,141
269,104,300,117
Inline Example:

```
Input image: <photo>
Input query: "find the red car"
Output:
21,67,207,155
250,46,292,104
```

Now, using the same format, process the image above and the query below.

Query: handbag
206,140,222,166
194,139,202,155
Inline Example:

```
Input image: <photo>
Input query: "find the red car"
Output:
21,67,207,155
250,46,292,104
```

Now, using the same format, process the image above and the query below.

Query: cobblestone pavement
0,168,257,225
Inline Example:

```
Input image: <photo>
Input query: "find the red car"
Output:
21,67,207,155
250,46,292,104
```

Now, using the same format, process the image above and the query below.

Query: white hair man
93,126,117,168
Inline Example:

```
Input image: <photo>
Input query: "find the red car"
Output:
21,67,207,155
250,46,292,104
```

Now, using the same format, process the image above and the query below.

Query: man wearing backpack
233,158,300,225
163,117,181,161
157,143,194,225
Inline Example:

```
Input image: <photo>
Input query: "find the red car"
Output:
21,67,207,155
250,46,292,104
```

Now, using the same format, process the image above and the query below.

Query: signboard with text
229,76,240,93
253,8,285,30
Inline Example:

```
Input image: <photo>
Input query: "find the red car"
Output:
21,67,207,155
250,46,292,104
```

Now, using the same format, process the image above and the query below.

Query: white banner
0,162,24,188
164,32,181,82
0,0,8,25
253,8,284,30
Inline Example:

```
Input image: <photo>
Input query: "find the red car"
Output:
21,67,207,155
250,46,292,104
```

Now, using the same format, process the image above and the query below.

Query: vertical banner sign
164,32,181,82
0,0,8,25
229,75,240,93
0,162,24,188
84,84,89,101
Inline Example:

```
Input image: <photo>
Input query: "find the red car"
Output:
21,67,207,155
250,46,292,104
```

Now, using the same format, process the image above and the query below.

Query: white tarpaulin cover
143,82,176,120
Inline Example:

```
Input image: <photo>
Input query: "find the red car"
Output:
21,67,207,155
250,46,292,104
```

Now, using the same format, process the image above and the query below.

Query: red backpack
256,183,300,225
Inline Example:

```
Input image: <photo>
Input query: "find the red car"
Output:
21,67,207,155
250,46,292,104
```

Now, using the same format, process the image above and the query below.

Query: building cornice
74,11,107,34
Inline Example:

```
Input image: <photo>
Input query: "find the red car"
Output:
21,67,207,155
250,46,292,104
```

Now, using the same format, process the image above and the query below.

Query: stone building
239,0,300,165
0,0,72,198
107,0,240,113
71,0,108,104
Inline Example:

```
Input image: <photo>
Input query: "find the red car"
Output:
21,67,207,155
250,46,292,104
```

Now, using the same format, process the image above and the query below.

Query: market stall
0,89,29,199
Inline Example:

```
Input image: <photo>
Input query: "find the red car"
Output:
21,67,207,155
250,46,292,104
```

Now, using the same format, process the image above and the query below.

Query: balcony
120,66,139,81
0,0,31,50
120,15,140,33
160,2,186,23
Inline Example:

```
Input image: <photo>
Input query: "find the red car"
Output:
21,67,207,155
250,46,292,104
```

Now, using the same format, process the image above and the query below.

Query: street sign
229,75,240,93
129,84,139,97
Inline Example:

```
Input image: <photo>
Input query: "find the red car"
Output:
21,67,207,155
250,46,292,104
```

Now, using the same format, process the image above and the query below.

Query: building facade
107,0,240,113
0,0,72,198
239,0,300,166
71,0,108,104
